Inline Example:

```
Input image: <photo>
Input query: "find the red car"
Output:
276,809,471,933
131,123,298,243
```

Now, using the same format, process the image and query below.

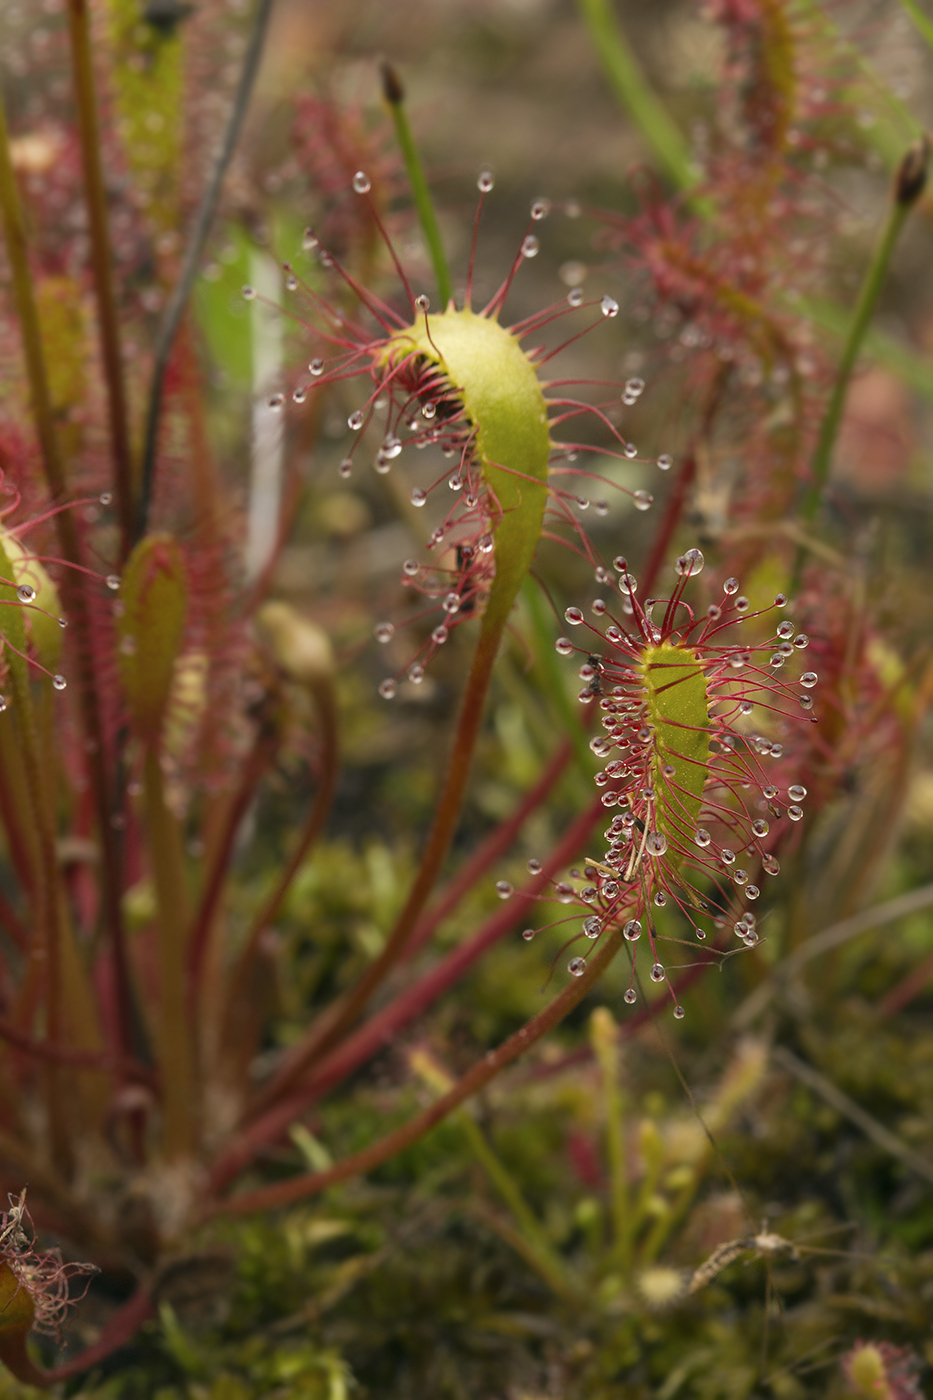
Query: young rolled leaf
1,534,63,671
116,533,189,745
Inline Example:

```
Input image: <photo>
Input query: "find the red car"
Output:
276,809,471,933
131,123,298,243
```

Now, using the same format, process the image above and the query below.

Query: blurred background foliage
2,0,933,1394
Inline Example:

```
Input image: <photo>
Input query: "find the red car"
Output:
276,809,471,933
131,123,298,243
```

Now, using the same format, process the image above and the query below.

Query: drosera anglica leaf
380,306,549,637
638,641,711,852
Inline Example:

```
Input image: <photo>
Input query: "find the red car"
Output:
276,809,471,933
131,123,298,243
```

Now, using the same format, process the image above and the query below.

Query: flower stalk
798,136,929,536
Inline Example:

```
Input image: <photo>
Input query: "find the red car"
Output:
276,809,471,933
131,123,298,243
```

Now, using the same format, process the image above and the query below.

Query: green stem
457,1114,579,1300
798,137,928,548
412,1049,577,1301
576,0,708,213
381,62,453,308
65,0,135,555
209,924,624,1218
144,747,197,1158
800,204,909,527
590,1009,631,1273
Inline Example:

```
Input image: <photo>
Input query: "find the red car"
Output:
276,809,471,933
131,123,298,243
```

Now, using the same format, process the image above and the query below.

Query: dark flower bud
894,133,930,207
380,61,405,107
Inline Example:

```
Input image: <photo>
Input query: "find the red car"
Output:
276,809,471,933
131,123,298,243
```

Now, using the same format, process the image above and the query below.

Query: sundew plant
0,0,931,1395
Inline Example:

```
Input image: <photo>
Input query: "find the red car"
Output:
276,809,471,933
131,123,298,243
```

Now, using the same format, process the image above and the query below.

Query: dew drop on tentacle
673,1005,685,1020
675,548,704,577
564,607,584,625
530,197,551,220
657,454,673,470
649,964,665,983
415,294,430,311
478,168,495,192
633,490,653,511
374,622,394,643
348,410,364,431
378,678,397,700
568,957,587,977
352,170,371,194
338,459,352,479
16,584,35,602
241,284,257,300
623,919,641,941
600,295,619,318
410,488,427,507
431,625,449,645
567,288,584,307
522,928,535,941
555,637,574,655
496,881,513,900
521,235,540,259
99,491,113,505
52,675,67,691
623,987,637,1004
723,577,739,595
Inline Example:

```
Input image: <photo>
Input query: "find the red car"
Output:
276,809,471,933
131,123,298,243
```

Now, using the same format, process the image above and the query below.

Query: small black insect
581,654,604,695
